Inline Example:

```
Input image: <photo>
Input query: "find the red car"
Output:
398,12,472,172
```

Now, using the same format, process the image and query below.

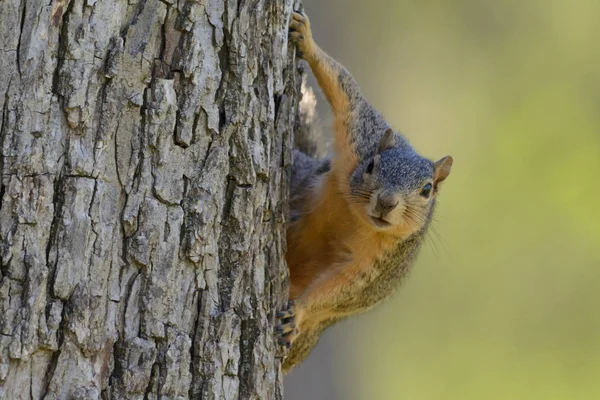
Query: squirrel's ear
433,156,453,187
378,129,396,153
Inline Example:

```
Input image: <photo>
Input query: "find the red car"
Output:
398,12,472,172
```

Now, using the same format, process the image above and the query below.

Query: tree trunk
0,0,300,398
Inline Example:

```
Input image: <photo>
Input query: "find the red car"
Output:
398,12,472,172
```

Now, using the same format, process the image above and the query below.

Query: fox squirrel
279,11,454,373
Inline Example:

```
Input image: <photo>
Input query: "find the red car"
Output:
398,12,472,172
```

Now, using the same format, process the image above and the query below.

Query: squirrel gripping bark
279,11,454,373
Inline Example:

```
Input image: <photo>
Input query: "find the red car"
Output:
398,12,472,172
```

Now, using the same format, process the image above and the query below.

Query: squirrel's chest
333,260,404,315
333,238,420,315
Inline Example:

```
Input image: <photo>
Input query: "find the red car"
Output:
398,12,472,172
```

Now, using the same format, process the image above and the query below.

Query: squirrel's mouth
369,215,391,228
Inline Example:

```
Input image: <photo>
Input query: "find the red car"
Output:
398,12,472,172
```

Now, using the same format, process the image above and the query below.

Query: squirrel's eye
366,160,374,174
420,183,432,198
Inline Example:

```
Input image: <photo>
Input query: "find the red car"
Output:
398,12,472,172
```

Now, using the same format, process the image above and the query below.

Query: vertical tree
0,0,299,398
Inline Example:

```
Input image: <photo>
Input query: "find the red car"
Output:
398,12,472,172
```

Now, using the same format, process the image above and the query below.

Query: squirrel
278,11,454,374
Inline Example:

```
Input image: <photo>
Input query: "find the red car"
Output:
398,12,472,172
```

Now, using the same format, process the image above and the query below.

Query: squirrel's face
348,130,453,236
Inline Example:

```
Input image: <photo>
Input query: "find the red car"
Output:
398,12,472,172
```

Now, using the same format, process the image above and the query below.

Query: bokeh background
285,0,600,399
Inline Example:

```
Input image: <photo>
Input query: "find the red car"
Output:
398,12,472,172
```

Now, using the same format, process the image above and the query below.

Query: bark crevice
15,0,27,78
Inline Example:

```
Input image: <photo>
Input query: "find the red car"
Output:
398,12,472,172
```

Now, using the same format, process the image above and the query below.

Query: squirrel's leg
289,12,360,121
289,11,389,169
277,261,359,347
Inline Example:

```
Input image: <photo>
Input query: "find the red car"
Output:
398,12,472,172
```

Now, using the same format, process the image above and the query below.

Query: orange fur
305,44,359,177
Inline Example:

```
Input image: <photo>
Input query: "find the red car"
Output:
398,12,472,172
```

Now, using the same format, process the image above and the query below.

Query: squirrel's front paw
276,300,301,351
289,11,313,60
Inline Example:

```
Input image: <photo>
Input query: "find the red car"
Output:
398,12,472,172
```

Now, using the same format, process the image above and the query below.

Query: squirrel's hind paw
276,301,300,351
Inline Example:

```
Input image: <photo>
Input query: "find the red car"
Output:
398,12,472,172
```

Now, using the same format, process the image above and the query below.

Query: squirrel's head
348,129,453,236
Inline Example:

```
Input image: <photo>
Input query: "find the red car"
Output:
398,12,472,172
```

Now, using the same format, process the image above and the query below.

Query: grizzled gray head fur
347,129,453,233
369,146,434,193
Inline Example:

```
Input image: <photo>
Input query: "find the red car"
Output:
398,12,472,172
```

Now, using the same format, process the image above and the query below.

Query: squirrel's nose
375,193,398,217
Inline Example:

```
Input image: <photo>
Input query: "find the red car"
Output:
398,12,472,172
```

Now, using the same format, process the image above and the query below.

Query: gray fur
289,150,331,223
352,146,435,194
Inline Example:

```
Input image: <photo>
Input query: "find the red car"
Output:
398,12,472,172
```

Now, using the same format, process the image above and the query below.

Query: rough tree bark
0,0,301,398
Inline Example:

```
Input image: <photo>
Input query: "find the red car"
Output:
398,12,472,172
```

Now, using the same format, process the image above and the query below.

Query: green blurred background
285,0,600,399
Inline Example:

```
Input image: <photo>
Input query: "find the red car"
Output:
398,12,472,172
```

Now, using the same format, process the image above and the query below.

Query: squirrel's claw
291,10,306,21
276,320,296,335
278,328,300,350
277,308,295,320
